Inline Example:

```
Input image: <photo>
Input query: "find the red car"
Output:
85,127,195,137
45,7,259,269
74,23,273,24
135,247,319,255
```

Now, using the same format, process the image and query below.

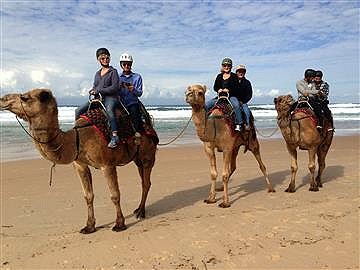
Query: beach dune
1,136,359,269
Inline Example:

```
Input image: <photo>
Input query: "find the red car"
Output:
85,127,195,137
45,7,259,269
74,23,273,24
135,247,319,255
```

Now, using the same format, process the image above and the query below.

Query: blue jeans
127,103,144,132
75,97,119,132
205,96,243,125
241,103,251,125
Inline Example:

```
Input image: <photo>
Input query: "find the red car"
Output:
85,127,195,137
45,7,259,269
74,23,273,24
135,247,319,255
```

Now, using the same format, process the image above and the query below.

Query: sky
0,0,359,105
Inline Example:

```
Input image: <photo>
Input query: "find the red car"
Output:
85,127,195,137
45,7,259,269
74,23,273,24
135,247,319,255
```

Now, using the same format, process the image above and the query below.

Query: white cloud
0,70,17,88
1,1,358,103
31,70,46,83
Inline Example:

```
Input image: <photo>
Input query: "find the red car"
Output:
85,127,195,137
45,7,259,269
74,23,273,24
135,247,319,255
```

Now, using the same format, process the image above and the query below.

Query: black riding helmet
96,48,110,59
314,70,323,78
304,68,315,78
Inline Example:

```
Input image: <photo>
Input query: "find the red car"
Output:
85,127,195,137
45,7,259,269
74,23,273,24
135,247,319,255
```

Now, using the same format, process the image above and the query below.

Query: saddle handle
218,89,230,99
88,93,106,111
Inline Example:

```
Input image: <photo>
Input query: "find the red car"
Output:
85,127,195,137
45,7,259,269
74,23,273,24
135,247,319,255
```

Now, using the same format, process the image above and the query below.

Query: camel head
185,84,207,111
274,94,294,117
0,88,58,122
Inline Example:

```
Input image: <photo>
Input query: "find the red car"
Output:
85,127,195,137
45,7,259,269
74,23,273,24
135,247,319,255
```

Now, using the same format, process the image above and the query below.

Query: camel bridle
17,94,63,146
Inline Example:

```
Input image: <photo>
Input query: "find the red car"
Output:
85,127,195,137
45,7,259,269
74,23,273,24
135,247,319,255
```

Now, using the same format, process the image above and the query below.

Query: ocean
1,103,359,162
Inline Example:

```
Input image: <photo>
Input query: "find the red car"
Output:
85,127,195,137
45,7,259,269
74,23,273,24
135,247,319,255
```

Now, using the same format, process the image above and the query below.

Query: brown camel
0,88,157,233
274,94,333,192
185,84,274,208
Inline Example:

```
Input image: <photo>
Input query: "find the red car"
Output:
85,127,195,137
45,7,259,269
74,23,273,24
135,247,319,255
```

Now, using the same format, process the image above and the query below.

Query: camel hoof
80,226,96,234
134,208,146,219
317,182,323,188
218,202,231,208
268,188,276,193
112,224,127,232
285,187,295,193
309,186,319,192
204,199,216,204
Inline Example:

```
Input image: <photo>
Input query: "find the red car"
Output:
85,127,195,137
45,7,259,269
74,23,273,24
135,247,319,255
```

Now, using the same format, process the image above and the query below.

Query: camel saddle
208,98,257,153
208,98,255,133
79,101,159,145
292,106,333,137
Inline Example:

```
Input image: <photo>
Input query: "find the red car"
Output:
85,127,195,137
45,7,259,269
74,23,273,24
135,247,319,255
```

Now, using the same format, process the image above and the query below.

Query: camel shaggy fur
185,84,274,208
274,94,333,192
0,88,157,233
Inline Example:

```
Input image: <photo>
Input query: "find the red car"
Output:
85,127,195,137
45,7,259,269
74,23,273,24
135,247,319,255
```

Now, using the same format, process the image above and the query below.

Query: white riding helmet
119,53,133,63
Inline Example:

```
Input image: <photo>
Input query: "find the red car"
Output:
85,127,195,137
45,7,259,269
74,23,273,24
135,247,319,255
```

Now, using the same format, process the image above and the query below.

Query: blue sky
1,0,359,105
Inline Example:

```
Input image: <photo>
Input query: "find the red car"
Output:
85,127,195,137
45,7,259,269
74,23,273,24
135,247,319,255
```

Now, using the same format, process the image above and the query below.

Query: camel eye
20,95,30,102
197,92,203,97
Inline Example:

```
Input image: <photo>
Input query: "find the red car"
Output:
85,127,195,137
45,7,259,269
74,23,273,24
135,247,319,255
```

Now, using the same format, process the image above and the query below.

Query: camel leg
316,136,332,188
219,150,232,208
73,162,96,234
308,149,319,192
133,165,152,219
285,146,298,193
250,147,275,192
229,145,240,179
203,143,217,204
101,166,127,231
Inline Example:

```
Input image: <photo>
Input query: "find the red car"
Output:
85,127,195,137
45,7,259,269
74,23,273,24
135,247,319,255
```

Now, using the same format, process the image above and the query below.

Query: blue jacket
93,66,119,98
119,71,143,106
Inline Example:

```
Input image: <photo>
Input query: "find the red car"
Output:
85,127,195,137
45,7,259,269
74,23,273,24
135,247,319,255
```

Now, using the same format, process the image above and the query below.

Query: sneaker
235,124,241,132
108,135,119,148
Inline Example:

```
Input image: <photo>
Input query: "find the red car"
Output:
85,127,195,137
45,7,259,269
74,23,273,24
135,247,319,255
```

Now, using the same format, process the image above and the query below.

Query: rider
118,53,144,138
75,48,120,148
205,57,243,131
314,70,333,127
235,64,253,131
295,68,323,129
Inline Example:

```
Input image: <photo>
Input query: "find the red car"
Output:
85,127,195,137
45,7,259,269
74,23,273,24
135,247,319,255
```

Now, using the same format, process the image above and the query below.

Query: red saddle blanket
293,108,317,126
79,108,159,145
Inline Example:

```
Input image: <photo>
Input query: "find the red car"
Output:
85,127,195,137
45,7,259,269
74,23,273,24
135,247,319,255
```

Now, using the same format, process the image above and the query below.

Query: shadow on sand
296,165,344,191
98,165,344,230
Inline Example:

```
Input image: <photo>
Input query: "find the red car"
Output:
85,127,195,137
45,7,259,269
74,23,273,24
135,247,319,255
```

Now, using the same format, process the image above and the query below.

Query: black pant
309,98,323,127
127,103,144,132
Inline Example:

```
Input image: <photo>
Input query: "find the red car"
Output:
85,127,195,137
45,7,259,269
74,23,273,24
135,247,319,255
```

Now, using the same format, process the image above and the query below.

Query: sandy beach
1,135,359,269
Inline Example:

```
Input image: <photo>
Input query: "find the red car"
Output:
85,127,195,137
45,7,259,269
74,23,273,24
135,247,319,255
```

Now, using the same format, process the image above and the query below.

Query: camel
185,84,274,208
274,94,333,192
0,88,157,233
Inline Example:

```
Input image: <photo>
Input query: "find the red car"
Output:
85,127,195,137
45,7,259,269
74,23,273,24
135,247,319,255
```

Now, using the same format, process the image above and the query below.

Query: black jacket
213,72,241,98
238,78,252,103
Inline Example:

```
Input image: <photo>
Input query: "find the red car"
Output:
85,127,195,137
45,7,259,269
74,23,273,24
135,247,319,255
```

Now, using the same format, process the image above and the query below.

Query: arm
296,80,318,96
213,74,222,92
131,74,143,97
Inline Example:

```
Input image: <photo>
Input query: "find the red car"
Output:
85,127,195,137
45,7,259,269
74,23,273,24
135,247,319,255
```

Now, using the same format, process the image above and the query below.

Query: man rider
294,68,323,129
314,70,333,127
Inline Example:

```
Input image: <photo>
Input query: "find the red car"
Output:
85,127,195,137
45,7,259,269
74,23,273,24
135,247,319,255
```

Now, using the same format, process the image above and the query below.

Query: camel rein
157,116,192,146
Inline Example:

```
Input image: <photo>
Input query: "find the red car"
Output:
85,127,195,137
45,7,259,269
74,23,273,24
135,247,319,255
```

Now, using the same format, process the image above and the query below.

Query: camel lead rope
158,116,192,146
255,125,279,138
49,163,56,186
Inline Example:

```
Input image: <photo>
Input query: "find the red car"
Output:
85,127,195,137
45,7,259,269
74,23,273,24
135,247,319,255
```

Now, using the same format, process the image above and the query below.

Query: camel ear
186,85,192,92
202,85,207,92
39,90,52,103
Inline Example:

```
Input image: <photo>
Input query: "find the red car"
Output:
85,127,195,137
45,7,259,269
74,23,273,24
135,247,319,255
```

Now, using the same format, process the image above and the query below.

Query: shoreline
1,131,359,163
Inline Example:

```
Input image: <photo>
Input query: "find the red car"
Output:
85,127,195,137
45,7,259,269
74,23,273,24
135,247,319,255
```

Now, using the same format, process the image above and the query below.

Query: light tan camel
0,88,157,233
185,84,274,208
274,94,333,192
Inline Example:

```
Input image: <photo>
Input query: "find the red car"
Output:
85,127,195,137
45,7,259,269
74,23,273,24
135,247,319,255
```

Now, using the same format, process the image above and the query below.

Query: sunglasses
222,64,232,67
122,62,132,66
99,56,110,61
